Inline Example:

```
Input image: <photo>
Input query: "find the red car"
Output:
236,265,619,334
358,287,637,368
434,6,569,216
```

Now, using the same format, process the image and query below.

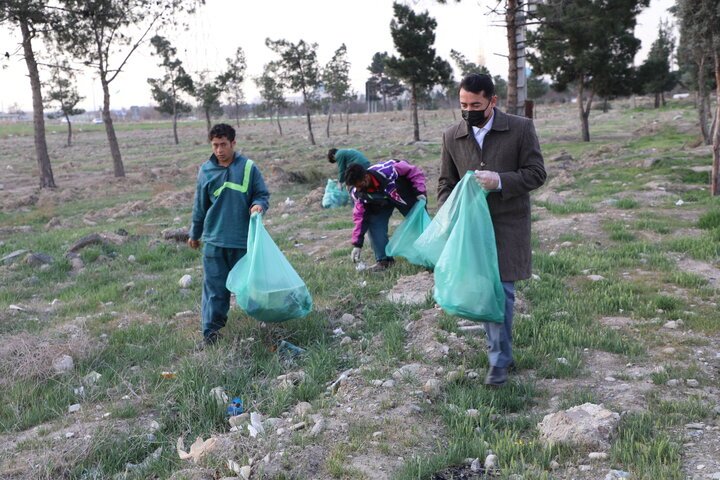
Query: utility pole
515,2,527,116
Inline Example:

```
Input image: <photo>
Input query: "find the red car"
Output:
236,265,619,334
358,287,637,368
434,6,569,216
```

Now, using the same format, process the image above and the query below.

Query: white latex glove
416,194,427,202
474,170,500,190
350,247,362,263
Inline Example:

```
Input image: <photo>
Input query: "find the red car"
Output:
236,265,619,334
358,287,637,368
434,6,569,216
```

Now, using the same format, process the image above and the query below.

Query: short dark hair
208,123,236,142
344,162,367,187
459,73,495,98
327,148,338,163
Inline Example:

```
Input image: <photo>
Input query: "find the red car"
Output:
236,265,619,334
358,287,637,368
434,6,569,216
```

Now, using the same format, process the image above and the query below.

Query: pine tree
528,0,648,142
385,2,452,142
266,38,321,145
147,35,194,144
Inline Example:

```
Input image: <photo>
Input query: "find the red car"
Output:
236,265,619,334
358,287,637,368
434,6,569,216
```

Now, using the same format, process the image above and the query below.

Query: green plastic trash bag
385,199,431,266
433,171,505,322
322,179,350,208
412,178,466,269
226,213,312,322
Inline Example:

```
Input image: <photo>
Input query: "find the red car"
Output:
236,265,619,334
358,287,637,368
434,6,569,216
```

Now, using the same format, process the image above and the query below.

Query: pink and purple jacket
350,159,426,247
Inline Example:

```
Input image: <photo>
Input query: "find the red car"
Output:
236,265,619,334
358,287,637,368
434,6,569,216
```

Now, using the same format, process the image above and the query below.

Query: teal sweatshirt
335,149,370,183
190,152,270,249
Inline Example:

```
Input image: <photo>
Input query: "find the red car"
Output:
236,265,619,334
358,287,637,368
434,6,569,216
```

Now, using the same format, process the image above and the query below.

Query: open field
1,100,719,479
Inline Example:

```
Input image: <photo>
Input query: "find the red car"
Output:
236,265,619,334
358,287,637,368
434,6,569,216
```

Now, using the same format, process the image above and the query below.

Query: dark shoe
484,366,508,386
368,258,395,272
195,332,221,350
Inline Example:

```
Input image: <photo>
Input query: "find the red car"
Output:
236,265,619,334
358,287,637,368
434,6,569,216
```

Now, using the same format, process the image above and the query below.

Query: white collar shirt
471,111,494,149
470,111,502,190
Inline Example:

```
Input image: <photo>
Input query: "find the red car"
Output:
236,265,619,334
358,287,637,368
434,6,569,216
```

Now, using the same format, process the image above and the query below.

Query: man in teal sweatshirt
327,148,370,186
189,123,270,347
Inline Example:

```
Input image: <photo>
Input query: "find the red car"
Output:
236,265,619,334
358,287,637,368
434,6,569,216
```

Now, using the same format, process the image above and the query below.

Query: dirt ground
1,104,719,479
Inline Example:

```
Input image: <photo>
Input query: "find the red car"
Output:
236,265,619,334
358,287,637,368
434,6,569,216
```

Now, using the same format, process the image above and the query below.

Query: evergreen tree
46,60,85,147
674,1,715,146
193,73,224,134
255,62,288,136
217,47,247,127
527,72,549,100
450,49,490,77
266,38,321,145
635,20,678,108
528,0,648,142
367,52,405,112
385,2,452,142
147,35,194,145
322,44,352,136
675,0,720,195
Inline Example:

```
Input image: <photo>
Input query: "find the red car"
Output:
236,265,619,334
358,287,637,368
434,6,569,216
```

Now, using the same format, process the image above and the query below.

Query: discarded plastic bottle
226,397,243,416
278,340,306,355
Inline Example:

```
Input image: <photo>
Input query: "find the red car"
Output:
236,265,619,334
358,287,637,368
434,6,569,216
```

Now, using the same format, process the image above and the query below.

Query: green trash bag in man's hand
322,179,350,208
433,171,505,323
226,213,312,322
385,199,431,267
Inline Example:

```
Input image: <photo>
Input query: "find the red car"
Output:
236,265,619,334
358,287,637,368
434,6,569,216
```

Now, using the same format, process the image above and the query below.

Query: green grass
2,103,720,478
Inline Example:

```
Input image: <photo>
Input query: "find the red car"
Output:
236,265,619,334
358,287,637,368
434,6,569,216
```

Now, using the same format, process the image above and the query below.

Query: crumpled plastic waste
210,386,228,407
278,340,306,357
248,411,265,438
176,436,217,463
227,397,243,416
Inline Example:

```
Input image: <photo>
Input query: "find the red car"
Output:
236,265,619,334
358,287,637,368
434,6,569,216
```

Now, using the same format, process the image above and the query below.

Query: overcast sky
0,0,676,113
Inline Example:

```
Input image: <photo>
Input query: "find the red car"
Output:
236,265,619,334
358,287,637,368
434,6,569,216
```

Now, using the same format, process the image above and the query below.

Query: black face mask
461,105,491,127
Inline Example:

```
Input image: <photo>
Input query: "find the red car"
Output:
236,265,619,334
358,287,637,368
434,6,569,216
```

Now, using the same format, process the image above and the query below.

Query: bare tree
56,0,199,177
1,0,57,188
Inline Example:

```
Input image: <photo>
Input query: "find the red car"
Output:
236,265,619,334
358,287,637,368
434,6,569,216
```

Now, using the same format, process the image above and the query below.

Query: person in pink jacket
345,159,426,272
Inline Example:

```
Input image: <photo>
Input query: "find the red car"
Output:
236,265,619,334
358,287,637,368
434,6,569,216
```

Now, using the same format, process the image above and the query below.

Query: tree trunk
235,102,240,127
654,93,660,109
172,115,179,145
698,57,711,145
100,75,125,177
20,18,56,188
305,106,315,145
411,84,420,142
64,112,73,147
204,108,211,133
602,98,608,113
661,92,666,107
274,109,283,136
345,105,350,135
711,52,720,196
577,75,590,142
172,100,179,145
506,0,519,115
326,103,332,138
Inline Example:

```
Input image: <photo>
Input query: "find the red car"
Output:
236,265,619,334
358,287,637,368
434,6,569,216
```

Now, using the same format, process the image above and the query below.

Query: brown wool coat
438,108,546,282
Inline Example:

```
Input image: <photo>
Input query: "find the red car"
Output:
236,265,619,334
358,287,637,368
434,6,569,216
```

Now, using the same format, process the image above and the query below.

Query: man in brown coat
438,73,546,386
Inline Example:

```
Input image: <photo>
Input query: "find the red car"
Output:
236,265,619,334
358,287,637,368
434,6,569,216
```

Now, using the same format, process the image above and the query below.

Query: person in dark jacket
188,123,270,348
346,159,426,272
327,148,370,186
438,73,546,386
